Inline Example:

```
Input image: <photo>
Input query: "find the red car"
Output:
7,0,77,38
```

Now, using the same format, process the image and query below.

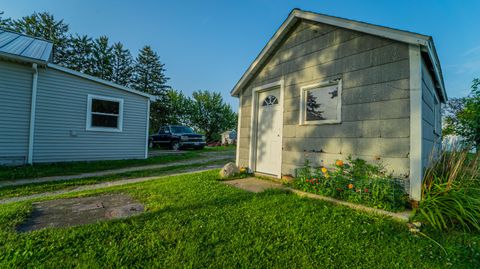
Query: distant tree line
443,78,480,151
0,11,237,141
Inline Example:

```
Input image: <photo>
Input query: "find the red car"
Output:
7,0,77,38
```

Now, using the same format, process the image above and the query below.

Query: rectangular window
86,94,123,132
299,79,342,125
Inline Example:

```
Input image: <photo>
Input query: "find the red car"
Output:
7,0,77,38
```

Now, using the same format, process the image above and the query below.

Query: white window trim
299,79,342,125
86,94,124,132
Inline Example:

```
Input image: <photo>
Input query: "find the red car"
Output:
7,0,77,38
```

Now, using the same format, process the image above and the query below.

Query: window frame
86,94,124,132
299,79,342,125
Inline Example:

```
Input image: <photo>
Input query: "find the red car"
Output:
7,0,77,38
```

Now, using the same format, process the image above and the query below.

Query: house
221,130,237,145
231,9,446,201
0,29,154,166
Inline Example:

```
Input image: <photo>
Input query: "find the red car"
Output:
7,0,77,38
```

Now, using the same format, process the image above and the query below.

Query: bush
417,149,480,231
293,158,408,212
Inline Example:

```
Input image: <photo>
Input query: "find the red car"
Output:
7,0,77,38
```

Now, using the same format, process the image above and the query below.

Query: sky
1,0,479,108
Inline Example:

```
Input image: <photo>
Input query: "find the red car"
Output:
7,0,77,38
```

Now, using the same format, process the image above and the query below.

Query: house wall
237,20,411,180
32,67,148,163
421,58,442,167
0,60,32,165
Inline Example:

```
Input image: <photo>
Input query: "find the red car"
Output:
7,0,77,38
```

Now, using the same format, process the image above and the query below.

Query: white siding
0,61,32,165
32,67,148,163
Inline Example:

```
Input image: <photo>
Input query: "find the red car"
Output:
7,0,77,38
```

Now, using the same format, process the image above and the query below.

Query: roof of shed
0,28,52,63
231,9,447,102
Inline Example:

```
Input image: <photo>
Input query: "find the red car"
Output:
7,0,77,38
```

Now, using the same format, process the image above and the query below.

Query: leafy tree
443,79,480,151
189,90,237,142
91,36,113,80
111,42,134,86
63,34,94,74
10,12,69,63
0,11,12,29
163,89,192,126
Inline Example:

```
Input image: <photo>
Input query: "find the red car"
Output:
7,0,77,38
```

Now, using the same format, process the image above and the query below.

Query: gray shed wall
237,20,411,179
421,58,442,167
0,60,32,165
32,67,148,163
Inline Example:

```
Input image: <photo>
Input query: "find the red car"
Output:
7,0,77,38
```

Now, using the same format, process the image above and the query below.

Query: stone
220,162,240,178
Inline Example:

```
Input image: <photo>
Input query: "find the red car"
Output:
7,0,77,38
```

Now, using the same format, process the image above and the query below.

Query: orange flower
348,183,354,189
321,167,328,174
335,160,344,167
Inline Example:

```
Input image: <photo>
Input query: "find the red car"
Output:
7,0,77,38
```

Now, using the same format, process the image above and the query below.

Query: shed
0,29,154,166
232,9,446,201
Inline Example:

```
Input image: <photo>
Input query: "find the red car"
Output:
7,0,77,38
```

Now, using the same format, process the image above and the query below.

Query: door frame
249,79,284,178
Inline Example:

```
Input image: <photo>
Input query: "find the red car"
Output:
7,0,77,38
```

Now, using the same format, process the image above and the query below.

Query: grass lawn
0,150,212,181
0,170,478,267
0,158,232,199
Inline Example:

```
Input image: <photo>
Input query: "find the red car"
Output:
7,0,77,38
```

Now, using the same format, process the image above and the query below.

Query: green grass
0,170,478,267
0,159,233,199
0,152,202,181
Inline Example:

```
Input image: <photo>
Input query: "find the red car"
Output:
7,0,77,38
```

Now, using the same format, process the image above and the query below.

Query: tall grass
418,147,480,231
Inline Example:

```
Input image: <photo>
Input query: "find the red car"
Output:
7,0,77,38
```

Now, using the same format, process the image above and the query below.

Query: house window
86,94,123,132
299,79,342,125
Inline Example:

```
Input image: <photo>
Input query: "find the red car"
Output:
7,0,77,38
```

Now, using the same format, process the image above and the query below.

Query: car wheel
171,141,180,151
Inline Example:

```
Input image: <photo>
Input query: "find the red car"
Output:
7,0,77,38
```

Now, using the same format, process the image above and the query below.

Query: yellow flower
348,183,354,189
321,167,328,174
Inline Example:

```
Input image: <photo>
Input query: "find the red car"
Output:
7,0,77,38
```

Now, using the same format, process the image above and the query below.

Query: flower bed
293,158,408,212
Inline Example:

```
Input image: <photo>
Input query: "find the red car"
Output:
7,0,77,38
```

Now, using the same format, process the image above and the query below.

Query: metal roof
0,28,53,63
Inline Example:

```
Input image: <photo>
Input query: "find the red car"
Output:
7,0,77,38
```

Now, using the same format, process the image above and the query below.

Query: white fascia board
47,63,155,100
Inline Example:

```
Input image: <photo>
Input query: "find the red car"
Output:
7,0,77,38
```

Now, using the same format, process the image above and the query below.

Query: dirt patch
222,177,286,193
17,194,144,232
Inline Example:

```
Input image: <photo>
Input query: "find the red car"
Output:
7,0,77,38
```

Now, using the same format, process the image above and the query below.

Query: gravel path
0,151,233,188
0,166,221,205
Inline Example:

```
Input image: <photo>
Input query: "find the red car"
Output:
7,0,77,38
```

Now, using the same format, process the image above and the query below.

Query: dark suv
149,125,206,150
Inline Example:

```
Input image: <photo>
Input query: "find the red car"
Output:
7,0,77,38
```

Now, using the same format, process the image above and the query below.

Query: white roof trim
47,63,155,100
231,9,447,102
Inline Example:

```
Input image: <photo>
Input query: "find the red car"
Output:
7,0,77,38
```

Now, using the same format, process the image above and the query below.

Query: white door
255,88,282,175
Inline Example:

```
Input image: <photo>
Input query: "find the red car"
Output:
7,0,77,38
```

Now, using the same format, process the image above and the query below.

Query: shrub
294,157,408,212
417,149,480,231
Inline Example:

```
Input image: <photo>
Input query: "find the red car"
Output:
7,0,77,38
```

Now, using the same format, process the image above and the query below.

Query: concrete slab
17,194,144,232
222,177,286,193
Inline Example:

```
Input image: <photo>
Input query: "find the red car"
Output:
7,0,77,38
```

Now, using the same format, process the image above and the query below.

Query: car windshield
170,126,194,134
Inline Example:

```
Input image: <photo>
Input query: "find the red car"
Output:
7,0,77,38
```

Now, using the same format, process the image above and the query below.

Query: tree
132,46,169,95
163,89,192,126
0,11,12,29
189,90,237,142
132,46,170,132
306,91,325,120
63,34,94,74
111,42,134,86
443,79,480,151
91,36,113,80
11,12,69,63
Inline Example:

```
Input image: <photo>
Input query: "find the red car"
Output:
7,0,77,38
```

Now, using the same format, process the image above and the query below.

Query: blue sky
1,0,479,107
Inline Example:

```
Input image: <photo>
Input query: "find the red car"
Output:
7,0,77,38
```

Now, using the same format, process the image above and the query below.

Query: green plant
417,148,480,231
294,157,408,211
